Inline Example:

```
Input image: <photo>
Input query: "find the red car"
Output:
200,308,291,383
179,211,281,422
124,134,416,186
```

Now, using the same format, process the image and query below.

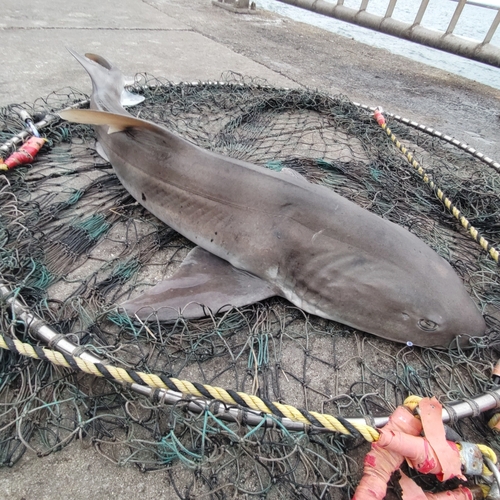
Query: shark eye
418,319,438,332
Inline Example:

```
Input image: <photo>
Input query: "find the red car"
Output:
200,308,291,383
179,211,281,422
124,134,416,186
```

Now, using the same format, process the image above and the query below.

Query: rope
403,395,422,412
0,332,380,441
373,108,500,265
353,102,500,172
6,325,496,473
479,444,498,476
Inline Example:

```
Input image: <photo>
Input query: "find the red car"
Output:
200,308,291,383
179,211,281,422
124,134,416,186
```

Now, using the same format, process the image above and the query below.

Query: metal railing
276,0,500,67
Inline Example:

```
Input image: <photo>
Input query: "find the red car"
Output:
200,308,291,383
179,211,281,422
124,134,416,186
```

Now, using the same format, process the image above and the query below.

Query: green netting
1,74,500,498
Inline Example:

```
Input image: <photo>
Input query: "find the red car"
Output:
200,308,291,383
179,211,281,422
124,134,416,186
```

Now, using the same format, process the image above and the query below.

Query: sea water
258,0,500,89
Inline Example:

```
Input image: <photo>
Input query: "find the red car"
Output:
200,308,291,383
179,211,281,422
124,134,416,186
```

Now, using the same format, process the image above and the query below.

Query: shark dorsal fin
59,109,163,135
280,167,310,184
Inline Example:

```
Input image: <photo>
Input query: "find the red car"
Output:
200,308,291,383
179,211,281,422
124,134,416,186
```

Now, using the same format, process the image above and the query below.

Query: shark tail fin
67,48,116,84
59,109,162,134
67,49,144,108
83,52,113,69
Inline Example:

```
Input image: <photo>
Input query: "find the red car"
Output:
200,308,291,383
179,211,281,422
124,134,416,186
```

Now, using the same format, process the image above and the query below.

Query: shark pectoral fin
120,247,277,322
59,109,163,135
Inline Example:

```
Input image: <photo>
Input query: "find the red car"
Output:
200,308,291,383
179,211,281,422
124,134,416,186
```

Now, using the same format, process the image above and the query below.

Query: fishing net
1,74,500,499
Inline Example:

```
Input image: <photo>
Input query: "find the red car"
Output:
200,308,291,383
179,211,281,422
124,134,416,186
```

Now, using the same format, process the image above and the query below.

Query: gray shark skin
59,50,486,348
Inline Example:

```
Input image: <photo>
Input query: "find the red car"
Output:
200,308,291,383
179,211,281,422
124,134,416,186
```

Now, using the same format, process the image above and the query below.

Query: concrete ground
1,0,499,159
0,1,499,498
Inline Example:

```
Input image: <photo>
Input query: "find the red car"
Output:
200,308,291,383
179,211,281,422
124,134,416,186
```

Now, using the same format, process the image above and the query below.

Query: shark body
60,50,486,347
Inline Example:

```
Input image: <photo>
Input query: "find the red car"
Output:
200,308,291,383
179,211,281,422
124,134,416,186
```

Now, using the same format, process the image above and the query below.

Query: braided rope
403,395,422,412
353,102,500,172
478,444,498,476
0,332,380,441
373,108,500,265
1,305,496,463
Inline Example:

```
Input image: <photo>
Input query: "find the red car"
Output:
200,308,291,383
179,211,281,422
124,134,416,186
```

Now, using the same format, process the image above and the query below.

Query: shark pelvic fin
95,141,110,162
59,109,161,134
120,247,277,322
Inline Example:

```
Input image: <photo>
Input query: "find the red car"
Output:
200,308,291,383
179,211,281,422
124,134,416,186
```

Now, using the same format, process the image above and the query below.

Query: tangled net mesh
1,74,500,498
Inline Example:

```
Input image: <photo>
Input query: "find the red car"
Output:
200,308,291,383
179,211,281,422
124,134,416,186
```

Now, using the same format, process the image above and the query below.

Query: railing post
483,9,500,45
414,0,430,26
385,0,397,19
447,0,467,35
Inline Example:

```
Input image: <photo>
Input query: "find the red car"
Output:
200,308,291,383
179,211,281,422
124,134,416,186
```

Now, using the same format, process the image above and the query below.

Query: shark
59,50,486,348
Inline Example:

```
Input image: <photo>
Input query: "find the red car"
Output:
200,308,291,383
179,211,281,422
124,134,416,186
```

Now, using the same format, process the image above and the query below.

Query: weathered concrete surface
0,445,169,500
0,1,499,499
0,0,188,29
147,0,500,159
0,2,295,104
0,29,295,102
1,0,499,160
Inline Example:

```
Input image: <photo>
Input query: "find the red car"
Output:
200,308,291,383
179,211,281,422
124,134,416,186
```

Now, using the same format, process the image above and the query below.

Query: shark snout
448,303,486,345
